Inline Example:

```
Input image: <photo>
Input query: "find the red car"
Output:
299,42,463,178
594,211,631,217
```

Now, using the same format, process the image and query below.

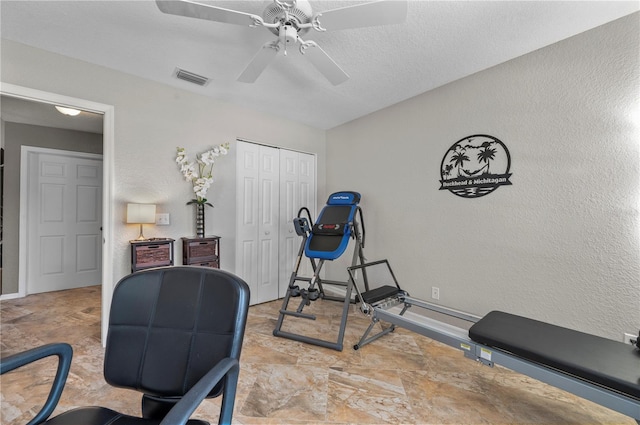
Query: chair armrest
160,357,239,425
1,343,73,425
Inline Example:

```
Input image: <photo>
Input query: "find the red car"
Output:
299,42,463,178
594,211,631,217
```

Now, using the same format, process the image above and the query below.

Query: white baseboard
0,292,25,301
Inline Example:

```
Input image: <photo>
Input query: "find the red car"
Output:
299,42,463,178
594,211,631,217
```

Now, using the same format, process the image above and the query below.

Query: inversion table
348,259,640,422
273,191,367,351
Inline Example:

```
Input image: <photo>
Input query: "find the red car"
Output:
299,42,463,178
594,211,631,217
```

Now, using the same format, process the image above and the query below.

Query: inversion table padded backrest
305,191,361,260
469,310,640,400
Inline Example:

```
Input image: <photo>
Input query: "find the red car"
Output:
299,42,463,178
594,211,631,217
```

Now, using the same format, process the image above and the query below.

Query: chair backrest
103,266,250,399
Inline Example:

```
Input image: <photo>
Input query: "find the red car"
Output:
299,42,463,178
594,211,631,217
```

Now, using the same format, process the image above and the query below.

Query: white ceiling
1,1,638,130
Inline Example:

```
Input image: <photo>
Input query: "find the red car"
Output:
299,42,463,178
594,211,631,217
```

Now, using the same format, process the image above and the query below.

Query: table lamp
127,203,156,241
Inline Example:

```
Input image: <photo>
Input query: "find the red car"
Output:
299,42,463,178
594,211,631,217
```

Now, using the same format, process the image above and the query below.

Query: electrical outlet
431,286,440,300
156,213,170,226
623,332,637,345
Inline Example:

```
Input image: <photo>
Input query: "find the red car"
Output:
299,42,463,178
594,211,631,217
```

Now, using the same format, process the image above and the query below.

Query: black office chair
0,266,250,425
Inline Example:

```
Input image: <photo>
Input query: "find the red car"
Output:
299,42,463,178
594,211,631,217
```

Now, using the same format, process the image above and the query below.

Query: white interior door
26,148,103,294
278,150,316,297
257,145,280,303
236,142,259,295
236,141,280,304
298,152,316,281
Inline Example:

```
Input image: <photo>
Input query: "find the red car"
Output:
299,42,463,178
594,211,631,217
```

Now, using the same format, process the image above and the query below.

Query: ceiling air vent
174,68,210,86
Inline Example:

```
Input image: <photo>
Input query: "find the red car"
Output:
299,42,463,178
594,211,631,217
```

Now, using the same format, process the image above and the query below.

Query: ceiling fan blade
238,41,280,83
156,0,257,27
312,0,407,32
301,42,349,86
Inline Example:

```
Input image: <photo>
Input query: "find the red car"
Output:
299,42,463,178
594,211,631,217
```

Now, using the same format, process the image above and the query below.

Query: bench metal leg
354,304,410,350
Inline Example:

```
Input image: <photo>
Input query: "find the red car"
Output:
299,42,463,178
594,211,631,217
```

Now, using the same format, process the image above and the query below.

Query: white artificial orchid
176,143,230,205
199,150,217,166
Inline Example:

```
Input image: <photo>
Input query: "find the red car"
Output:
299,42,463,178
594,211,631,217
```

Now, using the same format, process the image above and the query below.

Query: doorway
1,82,115,344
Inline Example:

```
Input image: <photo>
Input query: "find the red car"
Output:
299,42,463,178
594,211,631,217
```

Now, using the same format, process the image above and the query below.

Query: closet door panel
279,149,299,298
235,142,259,298
297,152,316,281
278,151,317,297
257,145,280,303
298,152,315,218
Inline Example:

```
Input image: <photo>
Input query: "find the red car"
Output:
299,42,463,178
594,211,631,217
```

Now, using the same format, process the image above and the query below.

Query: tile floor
0,286,633,424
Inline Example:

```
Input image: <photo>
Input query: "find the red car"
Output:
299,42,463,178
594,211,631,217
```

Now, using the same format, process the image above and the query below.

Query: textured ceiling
1,1,638,130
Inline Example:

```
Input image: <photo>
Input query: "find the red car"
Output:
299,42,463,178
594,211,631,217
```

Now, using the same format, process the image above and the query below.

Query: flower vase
195,203,205,238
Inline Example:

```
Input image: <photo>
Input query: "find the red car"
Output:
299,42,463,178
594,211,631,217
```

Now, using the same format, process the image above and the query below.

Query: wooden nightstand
130,238,175,272
182,236,220,268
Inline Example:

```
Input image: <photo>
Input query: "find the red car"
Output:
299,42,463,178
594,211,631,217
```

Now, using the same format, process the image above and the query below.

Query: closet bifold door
236,141,316,305
235,141,280,304
278,149,316,298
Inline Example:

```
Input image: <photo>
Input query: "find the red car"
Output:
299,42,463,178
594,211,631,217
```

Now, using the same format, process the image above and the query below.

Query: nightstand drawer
182,236,220,269
130,239,174,272
186,240,217,261
137,244,171,264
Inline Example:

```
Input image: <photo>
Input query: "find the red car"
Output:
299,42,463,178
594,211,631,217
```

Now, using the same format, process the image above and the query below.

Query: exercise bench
348,259,640,422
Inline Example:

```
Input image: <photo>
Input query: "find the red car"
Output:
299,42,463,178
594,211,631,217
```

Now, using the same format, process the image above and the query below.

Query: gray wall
325,13,640,341
2,122,102,294
1,38,327,297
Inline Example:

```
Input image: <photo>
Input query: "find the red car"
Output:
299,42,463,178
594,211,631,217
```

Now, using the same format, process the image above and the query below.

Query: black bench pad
361,285,402,304
469,311,640,399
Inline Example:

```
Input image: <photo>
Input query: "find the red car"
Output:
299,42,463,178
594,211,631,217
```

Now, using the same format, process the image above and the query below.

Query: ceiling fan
155,0,408,85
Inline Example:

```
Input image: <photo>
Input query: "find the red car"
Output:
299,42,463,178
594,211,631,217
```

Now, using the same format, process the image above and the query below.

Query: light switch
156,213,170,225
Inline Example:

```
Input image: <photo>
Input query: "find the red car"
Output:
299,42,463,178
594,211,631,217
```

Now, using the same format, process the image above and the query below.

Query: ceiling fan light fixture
263,0,312,36
156,0,408,85
55,105,82,116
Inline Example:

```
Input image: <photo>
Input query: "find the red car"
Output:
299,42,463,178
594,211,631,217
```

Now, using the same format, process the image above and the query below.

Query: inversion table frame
348,260,640,422
273,191,368,351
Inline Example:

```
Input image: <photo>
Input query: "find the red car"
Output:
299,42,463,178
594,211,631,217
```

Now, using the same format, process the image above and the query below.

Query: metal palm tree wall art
439,134,512,198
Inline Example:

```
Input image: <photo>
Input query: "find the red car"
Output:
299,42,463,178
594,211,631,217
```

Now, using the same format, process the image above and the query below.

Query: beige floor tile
1,286,635,425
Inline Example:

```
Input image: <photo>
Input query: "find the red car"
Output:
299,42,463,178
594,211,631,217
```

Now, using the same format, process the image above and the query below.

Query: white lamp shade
126,203,156,224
